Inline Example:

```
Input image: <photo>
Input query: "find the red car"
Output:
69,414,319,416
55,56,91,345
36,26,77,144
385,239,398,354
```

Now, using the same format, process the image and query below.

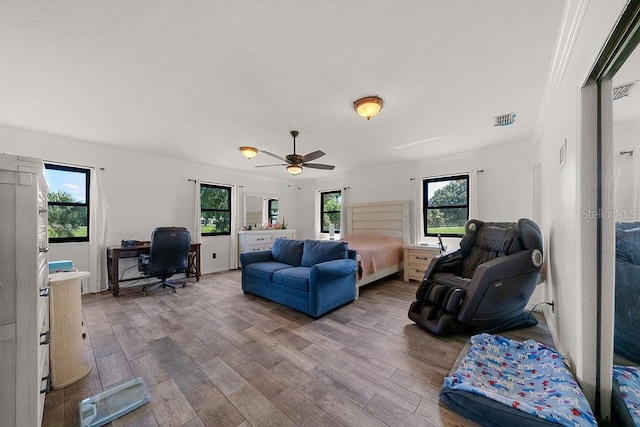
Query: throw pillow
301,240,348,267
271,238,304,267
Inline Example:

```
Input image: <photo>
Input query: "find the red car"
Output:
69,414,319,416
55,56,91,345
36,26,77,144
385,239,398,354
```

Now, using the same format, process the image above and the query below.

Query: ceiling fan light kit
354,96,383,120
240,146,258,159
287,164,303,175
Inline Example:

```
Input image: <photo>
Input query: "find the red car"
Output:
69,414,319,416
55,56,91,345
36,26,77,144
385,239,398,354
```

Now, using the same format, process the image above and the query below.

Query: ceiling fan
255,131,335,175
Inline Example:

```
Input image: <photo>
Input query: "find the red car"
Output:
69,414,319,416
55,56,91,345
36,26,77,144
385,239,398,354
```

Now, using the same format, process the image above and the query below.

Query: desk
49,271,92,389
107,243,201,296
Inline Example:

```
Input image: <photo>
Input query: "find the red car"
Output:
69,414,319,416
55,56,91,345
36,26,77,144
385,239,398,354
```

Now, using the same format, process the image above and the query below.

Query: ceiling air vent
613,82,635,100
494,112,516,127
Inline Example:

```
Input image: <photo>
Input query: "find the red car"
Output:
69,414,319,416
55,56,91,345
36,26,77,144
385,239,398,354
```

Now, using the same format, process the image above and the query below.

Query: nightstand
403,244,440,282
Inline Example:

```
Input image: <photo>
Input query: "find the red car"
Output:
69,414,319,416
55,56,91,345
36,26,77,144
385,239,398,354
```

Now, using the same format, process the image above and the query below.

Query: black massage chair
408,218,543,335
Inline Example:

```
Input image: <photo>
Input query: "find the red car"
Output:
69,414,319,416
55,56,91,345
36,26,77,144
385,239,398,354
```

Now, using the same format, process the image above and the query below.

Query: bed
340,200,411,294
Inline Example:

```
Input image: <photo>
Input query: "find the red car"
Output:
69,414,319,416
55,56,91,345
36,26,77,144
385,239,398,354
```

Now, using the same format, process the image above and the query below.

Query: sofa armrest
308,258,357,316
240,250,273,267
310,259,358,281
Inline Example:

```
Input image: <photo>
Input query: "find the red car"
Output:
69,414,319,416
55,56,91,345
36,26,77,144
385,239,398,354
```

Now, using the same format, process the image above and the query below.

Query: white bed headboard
346,200,411,244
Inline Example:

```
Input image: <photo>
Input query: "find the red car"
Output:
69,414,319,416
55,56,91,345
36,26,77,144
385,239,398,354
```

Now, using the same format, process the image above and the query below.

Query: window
44,163,90,243
320,190,341,233
200,184,231,236
423,174,469,237
268,199,279,225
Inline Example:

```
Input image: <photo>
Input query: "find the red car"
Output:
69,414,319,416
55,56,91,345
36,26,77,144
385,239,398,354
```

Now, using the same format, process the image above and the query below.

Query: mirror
612,38,640,367
243,193,279,228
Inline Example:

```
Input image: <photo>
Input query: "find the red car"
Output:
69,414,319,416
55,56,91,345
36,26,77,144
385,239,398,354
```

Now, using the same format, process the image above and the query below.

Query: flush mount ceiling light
240,146,258,159
354,96,383,120
287,164,303,175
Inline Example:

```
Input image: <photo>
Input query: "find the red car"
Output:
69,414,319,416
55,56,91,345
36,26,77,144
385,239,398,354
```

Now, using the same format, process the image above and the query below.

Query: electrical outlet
212,253,216,259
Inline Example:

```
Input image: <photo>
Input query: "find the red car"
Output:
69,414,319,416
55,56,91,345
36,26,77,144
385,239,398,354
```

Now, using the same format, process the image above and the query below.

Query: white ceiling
0,1,566,179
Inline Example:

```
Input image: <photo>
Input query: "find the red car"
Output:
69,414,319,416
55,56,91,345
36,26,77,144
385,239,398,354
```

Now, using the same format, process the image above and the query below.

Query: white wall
614,122,640,214
296,140,537,248
534,0,628,405
0,124,297,287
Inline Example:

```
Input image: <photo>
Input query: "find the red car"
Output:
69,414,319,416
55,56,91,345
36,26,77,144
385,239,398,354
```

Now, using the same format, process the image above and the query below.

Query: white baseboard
542,305,570,369
200,266,233,275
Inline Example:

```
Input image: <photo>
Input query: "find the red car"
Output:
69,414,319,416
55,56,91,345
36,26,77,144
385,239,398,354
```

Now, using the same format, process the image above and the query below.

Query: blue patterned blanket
613,365,640,426
443,333,597,426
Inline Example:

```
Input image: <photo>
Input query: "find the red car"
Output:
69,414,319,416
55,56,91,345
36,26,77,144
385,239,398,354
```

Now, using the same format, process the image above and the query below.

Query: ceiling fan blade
301,150,325,163
254,164,287,168
260,150,288,162
302,163,335,170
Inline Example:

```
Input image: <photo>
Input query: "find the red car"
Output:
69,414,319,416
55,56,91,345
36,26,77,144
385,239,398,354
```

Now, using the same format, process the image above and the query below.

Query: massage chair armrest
416,251,465,300
424,250,465,279
457,249,541,324
239,250,273,267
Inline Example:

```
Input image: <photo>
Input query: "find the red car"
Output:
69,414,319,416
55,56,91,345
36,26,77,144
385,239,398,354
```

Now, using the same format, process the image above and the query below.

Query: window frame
200,183,232,236
44,163,91,243
320,190,341,234
423,174,470,238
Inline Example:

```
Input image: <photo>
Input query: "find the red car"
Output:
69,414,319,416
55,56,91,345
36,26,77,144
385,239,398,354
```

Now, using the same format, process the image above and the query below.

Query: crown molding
0,123,285,184
533,0,591,145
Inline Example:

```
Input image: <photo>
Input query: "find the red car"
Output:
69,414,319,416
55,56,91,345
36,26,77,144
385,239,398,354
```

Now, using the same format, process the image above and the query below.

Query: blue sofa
615,222,640,363
240,238,357,317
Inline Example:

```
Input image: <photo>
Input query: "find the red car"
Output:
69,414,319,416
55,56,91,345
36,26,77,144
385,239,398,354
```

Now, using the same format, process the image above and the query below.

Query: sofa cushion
272,267,311,291
272,238,304,267
244,262,291,281
301,240,348,267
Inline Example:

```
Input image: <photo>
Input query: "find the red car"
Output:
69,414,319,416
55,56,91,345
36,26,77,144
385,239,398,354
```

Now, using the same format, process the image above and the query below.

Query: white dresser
0,154,50,426
238,229,296,257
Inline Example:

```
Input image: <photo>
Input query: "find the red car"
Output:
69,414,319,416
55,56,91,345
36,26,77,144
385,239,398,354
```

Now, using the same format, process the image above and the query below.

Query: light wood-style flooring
42,270,552,427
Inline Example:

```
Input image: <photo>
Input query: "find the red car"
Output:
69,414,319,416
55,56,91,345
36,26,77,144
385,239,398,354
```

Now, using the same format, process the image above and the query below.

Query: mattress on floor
612,365,640,427
440,333,597,427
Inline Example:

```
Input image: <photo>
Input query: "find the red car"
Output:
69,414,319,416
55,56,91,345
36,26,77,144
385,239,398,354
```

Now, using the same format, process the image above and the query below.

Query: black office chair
138,227,191,295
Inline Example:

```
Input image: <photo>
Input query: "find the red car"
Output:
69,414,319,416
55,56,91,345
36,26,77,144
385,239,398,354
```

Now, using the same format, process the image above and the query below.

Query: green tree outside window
423,175,469,237
201,184,231,236
320,190,341,233
44,164,90,242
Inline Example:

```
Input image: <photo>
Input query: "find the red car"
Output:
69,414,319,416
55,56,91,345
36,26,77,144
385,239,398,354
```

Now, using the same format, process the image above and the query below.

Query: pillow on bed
272,238,304,267
301,240,348,267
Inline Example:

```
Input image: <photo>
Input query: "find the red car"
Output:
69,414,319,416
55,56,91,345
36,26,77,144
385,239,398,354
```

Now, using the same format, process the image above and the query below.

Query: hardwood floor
42,270,553,427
